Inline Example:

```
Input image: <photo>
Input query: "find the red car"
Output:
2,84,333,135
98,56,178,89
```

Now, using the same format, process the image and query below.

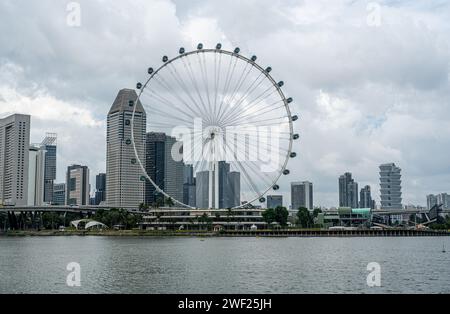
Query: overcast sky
0,0,449,207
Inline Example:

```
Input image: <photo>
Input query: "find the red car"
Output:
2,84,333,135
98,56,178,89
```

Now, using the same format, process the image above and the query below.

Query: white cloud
1,0,449,206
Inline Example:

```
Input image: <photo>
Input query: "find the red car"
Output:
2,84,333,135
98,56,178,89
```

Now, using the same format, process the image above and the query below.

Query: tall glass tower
42,133,57,204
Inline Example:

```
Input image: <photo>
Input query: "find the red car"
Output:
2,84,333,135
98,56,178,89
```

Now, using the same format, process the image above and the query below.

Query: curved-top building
106,89,146,209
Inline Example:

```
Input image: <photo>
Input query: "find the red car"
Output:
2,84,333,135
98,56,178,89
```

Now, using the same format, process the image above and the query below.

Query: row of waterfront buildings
266,163,406,212
0,89,241,209
1,89,447,211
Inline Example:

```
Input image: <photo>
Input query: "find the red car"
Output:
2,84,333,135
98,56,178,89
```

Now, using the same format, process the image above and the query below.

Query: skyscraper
95,173,106,205
427,193,449,210
196,170,210,209
106,89,146,209
53,183,66,206
66,165,90,206
267,195,283,209
291,181,313,210
41,133,57,204
427,194,437,210
379,163,402,209
227,171,241,208
218,161,230,208
339,172,359,208
183,164,196,207
164,135,184,204
0,114,30,206
145,132,165,206
27,145,45,206
436,193,449,209
359,185,375,209
144,133,184,206
195,162,240,209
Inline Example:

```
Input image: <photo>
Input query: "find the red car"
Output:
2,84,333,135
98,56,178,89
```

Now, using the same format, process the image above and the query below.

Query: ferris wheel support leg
208,162,213,209
215,161,219,209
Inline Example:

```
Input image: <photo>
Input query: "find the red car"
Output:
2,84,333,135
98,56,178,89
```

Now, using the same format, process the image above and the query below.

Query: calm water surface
1,236,449,294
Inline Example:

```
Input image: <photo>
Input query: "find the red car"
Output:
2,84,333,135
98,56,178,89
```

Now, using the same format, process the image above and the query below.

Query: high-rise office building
27,145,45,206
227,171,241,208
144,133,184,206
41,133,57,204
164,135,184,204
291,181,313,210
66,165,90,206
145,132,165,206
426,194,437,210
106,89,146,209
196,171,210,209
94,173,106,205
359,185,375,209
339,172,359,208
53,183,66,205
267,195,283,209
0,114,30,206
27,134,57,206
218,161,230,208
183,165,196,207
427,193,449,210
379,163,402,209
436,193,449,209
195,162,240,209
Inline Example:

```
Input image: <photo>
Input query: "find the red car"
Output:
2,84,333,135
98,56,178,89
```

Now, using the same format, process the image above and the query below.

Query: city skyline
1,1,450,207
1,111,445,209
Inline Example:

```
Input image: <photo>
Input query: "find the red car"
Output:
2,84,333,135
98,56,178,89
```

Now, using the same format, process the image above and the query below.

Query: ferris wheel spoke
149,75,202,122
198,53,214,119
236,136,291,155
244,160,277,187
217,71,266,127
182,57,214,125
215,56,238,126
223,139,262,198
145,89,199,122
166,63,207,119
217,61,253,124
212,52,222,125
146,106,191,125
224,101,286,127
221,84,277,127
226,116,289,129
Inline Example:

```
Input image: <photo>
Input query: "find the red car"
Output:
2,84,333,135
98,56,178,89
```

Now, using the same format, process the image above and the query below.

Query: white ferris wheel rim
130,46,297,209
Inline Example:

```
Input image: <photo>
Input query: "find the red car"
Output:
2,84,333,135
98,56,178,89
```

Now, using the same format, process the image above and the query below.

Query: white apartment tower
27,145,45,206
379,163,402,209
0,114,30,206
106,89,146,209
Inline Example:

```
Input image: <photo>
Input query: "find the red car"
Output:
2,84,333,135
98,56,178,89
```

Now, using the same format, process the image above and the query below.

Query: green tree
42,212,63,230
262,207,289,227
274,206,289,226
262,208,275,225
165,197,175,207
297,207,313,228
312,207,322,218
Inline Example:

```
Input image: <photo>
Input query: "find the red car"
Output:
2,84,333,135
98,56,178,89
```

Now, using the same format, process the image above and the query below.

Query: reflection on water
0,236,449,294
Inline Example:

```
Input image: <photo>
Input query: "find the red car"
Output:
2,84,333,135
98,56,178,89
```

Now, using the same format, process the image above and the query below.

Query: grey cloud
1,0,449,206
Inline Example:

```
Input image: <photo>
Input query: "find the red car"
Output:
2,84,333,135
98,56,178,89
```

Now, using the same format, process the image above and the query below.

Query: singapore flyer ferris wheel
131,43,299,209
